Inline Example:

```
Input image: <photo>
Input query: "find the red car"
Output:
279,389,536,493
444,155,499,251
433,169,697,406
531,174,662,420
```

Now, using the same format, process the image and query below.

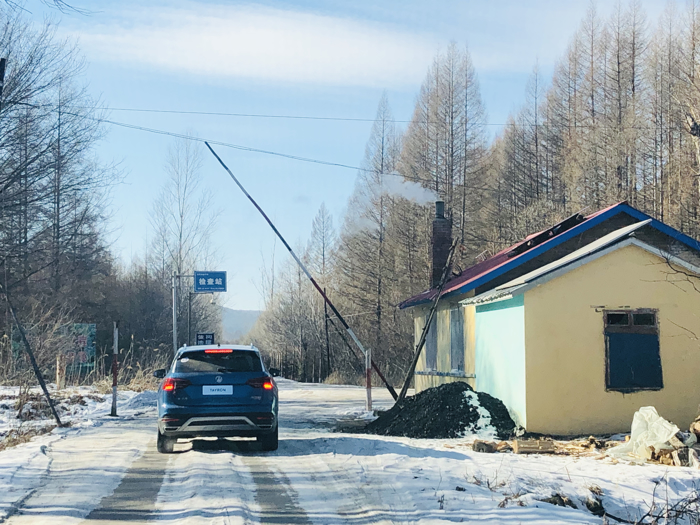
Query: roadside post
366,346,372,412
110,321,119,417
172,272,178,356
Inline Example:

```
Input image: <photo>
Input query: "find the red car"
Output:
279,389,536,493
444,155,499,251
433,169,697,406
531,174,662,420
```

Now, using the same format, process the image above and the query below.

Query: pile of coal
362,382,515,440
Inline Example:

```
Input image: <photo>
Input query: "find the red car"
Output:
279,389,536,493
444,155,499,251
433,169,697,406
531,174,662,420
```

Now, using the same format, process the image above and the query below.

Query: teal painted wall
475,295,526,427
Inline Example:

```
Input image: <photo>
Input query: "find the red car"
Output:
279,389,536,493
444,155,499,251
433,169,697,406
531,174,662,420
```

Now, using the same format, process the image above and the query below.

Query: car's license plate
203,385,233,395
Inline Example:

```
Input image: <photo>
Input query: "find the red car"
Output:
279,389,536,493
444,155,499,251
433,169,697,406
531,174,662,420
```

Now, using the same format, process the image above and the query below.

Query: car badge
216,376,223,383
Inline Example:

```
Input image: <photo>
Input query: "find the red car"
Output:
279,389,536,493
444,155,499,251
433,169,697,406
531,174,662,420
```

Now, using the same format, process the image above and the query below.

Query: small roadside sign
196,333,215,345
193,271,227,293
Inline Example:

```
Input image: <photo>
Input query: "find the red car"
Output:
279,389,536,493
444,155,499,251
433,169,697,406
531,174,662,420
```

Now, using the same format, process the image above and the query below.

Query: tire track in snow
82,439,165,524
242,454,311,524
153,439,260,524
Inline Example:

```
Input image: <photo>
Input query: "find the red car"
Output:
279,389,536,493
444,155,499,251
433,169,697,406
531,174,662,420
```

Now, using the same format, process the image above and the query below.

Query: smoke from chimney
431,201,452,288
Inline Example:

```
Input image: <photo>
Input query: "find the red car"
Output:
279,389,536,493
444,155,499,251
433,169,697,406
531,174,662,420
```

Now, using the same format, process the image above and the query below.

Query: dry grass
0,425,57,452
323,370,392,387
92,366,161,394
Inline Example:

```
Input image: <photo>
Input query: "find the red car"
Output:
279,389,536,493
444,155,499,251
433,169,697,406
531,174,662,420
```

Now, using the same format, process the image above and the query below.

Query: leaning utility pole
0,285,63,427
397,239,459,403
205,142,397,406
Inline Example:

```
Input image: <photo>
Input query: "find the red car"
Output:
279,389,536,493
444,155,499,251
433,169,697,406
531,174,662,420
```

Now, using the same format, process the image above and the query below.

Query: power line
98,107,388,123
95,116,370,172
8,100,694,130
78,106,695,130
9,101,429,176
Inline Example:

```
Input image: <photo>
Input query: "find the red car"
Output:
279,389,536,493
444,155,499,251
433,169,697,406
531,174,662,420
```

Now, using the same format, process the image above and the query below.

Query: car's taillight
246,377,274,390
162,378,191,391
204,348,233,354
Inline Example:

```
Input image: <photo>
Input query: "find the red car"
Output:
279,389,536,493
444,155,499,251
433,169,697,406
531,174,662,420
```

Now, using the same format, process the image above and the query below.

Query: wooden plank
513,439,556,454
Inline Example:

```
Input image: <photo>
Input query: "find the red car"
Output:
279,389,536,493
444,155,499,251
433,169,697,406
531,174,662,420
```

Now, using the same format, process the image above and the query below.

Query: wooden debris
689,448,700,469
496,441,513,452
668,432,686,449
653,448,675,466
672,447,690,467
690,417,700,439
513,439,556,454
586,436,607,449
472,439,497,453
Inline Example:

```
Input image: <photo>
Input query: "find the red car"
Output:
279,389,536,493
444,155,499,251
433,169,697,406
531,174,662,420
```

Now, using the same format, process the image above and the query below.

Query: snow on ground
0,378,698,524
0,385,152,438
462,389,498,440
0,387,157,522
270,380,700,524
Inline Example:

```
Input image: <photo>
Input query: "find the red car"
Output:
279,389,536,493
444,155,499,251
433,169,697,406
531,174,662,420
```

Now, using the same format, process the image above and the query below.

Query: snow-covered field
0,380,698,524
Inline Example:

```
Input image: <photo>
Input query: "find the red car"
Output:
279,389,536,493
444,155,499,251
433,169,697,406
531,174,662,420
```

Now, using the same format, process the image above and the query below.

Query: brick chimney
431,201,452,288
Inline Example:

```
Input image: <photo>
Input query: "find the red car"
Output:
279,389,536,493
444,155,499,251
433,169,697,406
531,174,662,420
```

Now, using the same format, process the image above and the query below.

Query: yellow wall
524,244,700,435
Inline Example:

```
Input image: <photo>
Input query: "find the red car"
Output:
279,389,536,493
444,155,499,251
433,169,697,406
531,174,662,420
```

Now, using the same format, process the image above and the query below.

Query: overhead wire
9,101,692,129
4,100,693,180
97,116,370,172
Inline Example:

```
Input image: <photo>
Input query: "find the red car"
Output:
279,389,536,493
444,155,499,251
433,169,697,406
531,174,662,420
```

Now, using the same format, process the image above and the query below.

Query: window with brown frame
604,309,662,392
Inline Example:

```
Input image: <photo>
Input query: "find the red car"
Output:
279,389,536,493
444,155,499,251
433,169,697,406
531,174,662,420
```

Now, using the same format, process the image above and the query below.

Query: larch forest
247,1,700,385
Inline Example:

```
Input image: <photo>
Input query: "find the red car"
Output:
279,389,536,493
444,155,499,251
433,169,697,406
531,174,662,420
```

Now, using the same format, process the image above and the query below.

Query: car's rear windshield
174,350,263,373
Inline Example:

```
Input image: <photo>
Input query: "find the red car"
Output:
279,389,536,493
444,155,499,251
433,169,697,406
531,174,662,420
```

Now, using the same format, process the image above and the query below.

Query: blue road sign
196,333,215,345
193,271,227,293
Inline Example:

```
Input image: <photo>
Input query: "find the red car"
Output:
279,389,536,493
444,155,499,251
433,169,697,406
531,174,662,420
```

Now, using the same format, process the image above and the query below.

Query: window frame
603,308,662,393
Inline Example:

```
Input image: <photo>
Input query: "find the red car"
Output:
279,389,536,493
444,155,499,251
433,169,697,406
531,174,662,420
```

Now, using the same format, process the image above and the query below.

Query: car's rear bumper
158,411,277,438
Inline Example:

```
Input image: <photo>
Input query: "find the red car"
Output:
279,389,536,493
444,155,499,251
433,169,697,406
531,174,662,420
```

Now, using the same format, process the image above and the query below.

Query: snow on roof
400,202,700,309
459,220,651,307
494,219,651,290
399,202,626,309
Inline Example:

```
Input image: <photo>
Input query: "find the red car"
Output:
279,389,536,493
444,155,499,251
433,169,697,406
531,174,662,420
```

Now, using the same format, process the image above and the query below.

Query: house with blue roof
400,202,700,435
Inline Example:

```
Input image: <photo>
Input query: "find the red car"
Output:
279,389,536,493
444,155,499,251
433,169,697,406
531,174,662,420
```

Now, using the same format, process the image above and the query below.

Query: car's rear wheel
258,425,278,451
157,430,176,454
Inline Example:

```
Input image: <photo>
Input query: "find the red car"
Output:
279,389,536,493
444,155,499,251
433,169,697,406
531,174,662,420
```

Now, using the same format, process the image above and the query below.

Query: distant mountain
221,307,262,343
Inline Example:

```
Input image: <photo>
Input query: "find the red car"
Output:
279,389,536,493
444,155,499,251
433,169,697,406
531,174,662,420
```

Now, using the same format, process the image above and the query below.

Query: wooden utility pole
206,142,397,403
0,285,63,427
172,271,178,355
323,287,331,379
110,321,118,417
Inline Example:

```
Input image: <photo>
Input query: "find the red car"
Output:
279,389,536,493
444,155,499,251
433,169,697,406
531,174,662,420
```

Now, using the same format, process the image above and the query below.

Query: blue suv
153,345,278,453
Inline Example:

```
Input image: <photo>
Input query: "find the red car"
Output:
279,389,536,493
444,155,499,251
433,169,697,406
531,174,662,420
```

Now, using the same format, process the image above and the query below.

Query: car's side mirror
269,367,280,377
153,369,166,379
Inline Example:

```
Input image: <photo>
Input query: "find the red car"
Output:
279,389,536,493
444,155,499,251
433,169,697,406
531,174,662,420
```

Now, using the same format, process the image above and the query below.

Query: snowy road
2,380,699,524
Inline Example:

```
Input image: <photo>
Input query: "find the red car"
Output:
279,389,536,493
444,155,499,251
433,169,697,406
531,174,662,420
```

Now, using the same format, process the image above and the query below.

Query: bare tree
149,136,221,348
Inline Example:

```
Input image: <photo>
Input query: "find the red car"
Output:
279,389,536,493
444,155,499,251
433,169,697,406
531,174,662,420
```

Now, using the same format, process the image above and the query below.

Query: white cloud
69,2,437,87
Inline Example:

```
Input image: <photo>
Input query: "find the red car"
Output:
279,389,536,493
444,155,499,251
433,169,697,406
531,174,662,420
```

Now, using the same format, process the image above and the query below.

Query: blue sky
28,0,667,310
